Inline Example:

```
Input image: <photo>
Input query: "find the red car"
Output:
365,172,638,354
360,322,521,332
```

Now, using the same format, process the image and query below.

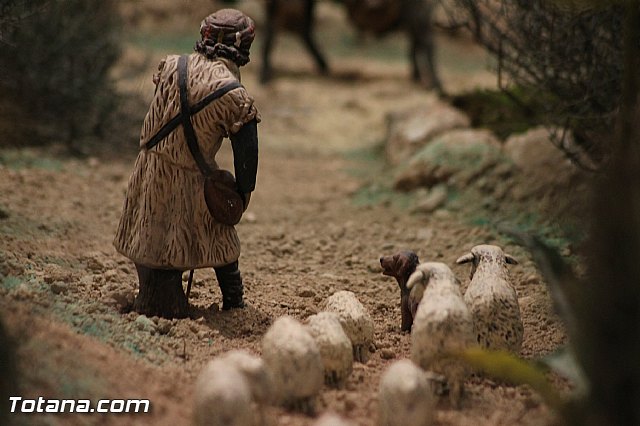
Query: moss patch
451,87,548,140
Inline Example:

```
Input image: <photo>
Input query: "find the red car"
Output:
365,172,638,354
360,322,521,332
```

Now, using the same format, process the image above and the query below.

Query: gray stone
156,318,172,335
385,100,471,166
412,185,448,214
135,315,157,333
394,129,503,191
504,127,578,186
109,290,134,310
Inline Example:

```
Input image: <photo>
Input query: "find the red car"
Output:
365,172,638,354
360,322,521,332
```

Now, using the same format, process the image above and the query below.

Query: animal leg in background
260,0,328,83
301,0,329,75
405,2,442,93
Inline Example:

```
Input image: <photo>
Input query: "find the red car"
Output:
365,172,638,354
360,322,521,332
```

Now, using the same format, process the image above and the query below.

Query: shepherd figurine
114,9,260,318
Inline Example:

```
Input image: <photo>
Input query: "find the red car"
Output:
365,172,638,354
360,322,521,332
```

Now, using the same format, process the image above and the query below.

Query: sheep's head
407,262,456,291
456,244,517,279
380,251,419,291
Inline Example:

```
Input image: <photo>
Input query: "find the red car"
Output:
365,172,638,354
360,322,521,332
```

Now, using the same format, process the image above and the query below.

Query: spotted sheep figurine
380,250,420,332
305,312,354,388
407,262,475,407
323,291,375,363
261,316,324,414
456,244,524,354
378,359,436,426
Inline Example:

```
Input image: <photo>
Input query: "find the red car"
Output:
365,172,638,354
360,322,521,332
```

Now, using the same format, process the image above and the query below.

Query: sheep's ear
505,254,518,265
456,253,474,264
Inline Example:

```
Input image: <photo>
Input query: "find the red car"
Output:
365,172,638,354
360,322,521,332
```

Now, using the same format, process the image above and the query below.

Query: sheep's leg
449,378,464,409
353,344,370,363
301,0,329,74
325,371,337,388
325,371,345,388
287,397,316,416
260,0,278,83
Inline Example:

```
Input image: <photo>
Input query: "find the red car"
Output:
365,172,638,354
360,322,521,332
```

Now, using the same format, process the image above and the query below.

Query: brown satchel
176,55,244,226
203,169,244,226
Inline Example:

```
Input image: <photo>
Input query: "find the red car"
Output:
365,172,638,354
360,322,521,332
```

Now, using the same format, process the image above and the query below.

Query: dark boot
214,261,245,310
133,264,189,319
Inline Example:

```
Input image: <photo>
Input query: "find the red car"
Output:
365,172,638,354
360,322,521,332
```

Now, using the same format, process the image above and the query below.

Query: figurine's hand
242,192,251,211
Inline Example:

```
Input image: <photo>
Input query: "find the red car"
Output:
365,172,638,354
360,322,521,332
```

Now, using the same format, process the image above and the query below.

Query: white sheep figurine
211,350,273,405
261,315,324,414
306,312,354,388
312,412,357,426
456,244,524,353
193,361,255,426
193,349,272,426
378,359,435,426
408,262,475,407
323,290,374,363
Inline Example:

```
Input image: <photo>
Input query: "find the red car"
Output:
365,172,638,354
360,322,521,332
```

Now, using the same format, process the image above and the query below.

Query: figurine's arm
229,118,258,210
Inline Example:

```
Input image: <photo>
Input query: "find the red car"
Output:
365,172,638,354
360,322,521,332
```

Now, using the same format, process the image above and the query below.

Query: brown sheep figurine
380,251,420,332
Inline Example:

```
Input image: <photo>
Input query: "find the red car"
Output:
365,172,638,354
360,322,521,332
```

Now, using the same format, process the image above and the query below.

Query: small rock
85,304,101,315
433,209,452,220
11,283,35,301
298,289,316,298
50,281,68,295
135,315,157,333
380,349,396,360
156,318,172,335
110,290,134,309
343,395,357,412
412,185,448,214
86,257,104,272
104,270,118,283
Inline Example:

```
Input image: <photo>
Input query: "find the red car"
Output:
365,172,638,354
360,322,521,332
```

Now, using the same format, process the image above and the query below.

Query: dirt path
1,24,566,426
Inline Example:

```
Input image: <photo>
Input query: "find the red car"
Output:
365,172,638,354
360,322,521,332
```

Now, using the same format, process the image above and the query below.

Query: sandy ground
0,3,570,425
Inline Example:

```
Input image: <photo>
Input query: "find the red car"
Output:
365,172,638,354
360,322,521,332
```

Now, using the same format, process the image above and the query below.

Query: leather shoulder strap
144,57,243,152
178,54,215,176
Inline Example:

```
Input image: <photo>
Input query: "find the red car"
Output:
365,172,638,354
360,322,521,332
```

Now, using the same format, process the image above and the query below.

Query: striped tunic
114,53,260,269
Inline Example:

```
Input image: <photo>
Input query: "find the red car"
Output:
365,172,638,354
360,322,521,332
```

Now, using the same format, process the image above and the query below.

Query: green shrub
0,0,121,152
448,0,625,169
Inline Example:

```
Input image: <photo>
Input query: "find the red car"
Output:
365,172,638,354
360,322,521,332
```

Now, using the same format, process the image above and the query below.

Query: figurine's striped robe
114,53,259,269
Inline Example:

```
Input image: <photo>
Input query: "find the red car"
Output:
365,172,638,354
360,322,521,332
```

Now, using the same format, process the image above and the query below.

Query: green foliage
456,347,564,411
0,0,122,151
0,148,63,171
410,136,505,170
450,0,626,169
450,88,549,140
